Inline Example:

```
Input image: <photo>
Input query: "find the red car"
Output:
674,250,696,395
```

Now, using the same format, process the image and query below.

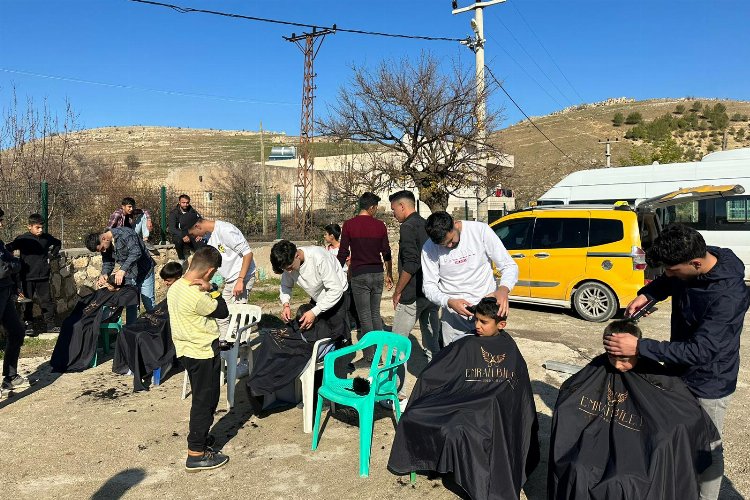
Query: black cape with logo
112,300,175,391
50,286,139,372
549,354,718,500
388,332,540,500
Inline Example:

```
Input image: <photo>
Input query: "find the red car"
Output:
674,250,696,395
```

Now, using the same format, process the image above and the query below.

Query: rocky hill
493,98,750,206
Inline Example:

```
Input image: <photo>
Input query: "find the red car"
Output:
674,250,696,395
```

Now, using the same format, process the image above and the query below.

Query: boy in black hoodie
604,223,750,500
7,213,61,336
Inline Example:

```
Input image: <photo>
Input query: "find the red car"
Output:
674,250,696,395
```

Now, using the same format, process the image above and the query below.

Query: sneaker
17,294,32,304
2,375,31,391
379,395,408,413
218,340,233,351
24,322,36,337
424,349,433,363
46,325,61,334
185,449,229,472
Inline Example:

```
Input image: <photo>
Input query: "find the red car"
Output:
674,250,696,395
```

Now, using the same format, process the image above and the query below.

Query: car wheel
573,282,618,322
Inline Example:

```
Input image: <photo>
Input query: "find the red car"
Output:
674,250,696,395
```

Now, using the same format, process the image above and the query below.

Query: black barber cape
51,286,139,372
246,318,332,397
112,300,175,391
388,332,540,500
549,354,718,500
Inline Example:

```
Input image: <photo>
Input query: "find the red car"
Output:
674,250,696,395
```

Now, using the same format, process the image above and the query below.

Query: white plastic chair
181,304,262,409
298,337,337,433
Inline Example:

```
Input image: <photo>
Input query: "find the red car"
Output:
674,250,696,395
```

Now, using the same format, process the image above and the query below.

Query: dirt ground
1,298,748,500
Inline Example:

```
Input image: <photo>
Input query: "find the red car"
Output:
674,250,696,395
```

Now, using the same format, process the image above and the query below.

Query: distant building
268,146,297,161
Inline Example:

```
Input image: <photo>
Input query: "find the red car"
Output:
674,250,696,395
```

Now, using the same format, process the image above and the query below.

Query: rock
86,266,100,279
64,279,76,297
56,299,68,314
74,270,87,283
72,256,89,269
51,273,62,292
59,266,71,278
90,254,102,267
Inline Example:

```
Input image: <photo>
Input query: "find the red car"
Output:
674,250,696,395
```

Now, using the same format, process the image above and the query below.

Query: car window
494,218,533,250
589,219,624,246
714,196,750,230
532,217,589,249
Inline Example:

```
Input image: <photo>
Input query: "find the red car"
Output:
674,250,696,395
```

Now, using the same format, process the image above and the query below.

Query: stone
72,256,89,269
51,273,62,292
59,266,71,278
90,254,102,267
86,266,100,279
56,299,68,314
64,278,77,297
74,270,87,283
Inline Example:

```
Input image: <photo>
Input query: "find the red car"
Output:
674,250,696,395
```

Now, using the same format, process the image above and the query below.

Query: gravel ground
0,298,747,499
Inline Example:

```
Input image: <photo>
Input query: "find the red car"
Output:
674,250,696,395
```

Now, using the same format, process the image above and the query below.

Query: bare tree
318,53,505,212
208,161,264,236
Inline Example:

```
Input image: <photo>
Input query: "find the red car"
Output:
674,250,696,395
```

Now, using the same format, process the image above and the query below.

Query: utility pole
453,0,505,214
260,121,267,236
284,26,335,237
598,137,618,167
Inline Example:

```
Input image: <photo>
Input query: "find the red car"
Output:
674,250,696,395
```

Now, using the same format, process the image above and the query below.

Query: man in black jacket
0,207,30,393
167,194,204,261
604,223,749,500
8,213,61,335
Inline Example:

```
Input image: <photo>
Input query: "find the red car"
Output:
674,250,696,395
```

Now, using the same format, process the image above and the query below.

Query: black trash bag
388,332,540,500
548,354,719,500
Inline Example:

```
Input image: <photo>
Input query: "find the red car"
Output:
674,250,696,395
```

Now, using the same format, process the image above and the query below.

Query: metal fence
0,183,359,248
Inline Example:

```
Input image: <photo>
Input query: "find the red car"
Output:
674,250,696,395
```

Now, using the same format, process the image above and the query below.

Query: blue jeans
697,394,733,500
125,267,155,324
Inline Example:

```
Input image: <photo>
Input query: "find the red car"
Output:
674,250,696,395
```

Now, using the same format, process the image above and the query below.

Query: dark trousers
181,350,221,452
313,291,351,343
22,279,55,324
1,285,26,379
350,271,385,336
172,235,206,261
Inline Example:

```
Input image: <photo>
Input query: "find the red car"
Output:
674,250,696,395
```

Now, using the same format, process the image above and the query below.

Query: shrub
125,154,142,170
674,104,685,114
691,101,702,112
706,143,716,152
612,112,624,127
731,113,743,122
625,112,643,125
737,128,746,141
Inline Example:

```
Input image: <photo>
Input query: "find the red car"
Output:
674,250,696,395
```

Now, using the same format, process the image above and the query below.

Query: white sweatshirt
421,220,518,309
280,246,349,316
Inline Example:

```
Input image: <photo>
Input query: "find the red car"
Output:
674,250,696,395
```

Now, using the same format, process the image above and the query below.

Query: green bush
691,101,702,112
625,112,643,125
674,104,685,114
612,112,624,127
737,128,746,141
731,113,743,122
706,143,716,152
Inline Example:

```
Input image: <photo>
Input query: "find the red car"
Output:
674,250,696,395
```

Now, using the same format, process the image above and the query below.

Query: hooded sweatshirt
638,246,749,399
7,232,61,281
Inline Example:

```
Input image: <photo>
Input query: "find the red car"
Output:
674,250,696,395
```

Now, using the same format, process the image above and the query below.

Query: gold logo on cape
578,382,642,431
465,346,516,387
481,346,506,367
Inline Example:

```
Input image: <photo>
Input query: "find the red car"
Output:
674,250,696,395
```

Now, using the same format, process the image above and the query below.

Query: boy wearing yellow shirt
167,246,230,472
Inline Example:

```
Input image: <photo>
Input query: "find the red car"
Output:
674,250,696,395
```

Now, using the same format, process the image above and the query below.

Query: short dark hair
646,223,707,267
388,190,415,204
270,240,297,274
159,261,183,280
324,223,341,241
85,232,102,252
28,213,44,226
179,194,190,202
467,296,508,321
295,303,314,322
603,319,642,339
425,211,454,244
358,192,381,211
189,246,221,273
121,197,136,206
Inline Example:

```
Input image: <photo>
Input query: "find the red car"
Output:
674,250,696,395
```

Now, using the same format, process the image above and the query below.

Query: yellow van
490,185,743,321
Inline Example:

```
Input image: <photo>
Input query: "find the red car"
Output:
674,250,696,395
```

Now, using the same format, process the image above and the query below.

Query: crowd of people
0,189,747,499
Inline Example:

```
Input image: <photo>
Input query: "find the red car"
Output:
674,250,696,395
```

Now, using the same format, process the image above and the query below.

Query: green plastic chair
90,307,124,368
311,330,411,477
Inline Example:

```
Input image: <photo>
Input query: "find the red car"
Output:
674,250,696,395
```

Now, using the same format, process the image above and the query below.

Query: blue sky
1,0,749,135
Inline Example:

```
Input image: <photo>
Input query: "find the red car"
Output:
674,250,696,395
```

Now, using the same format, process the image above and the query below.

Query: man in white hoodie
422,211,518,346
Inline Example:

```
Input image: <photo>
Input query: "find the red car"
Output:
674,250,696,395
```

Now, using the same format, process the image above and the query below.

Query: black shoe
185,450,229,472
46,325,61,334
218,340,233,351
24,322,36,337
2,375,31,391
247,393,264,415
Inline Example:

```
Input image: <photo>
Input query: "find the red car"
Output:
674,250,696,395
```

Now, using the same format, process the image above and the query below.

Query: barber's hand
96,275,108,288
299,310,316,330
232,279,245,298
190,278,211,292
625,294,650,318
385,275,394,291
490,287,510,318
182,235,190,243
392,291,401,308
603,333,639,357
114,270,126,286
281,304,292,322
447,298,472,317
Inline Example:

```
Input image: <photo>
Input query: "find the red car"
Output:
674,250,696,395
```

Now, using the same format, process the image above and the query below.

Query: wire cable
129,0,465,42
0,67,299,106
485,64,580,167
508,0,585,103
490,10,574,106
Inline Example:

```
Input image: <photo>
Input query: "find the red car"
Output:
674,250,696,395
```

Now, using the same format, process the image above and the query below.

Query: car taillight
631,246,647,271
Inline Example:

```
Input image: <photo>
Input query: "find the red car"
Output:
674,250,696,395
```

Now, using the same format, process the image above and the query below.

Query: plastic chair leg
181,371,190,399
311,394,325,450
224,342,239,409
102,329,111,355
393,394,402,422
90,351,98,368
359,413,374,477
410,472,416,484
152,367,161,386
300,364,315,433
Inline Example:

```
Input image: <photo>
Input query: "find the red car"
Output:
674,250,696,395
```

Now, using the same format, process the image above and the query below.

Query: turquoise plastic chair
311,330,411,477
91,307,124,368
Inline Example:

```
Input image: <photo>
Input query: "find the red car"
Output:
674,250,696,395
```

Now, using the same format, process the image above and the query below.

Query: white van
537,148,750,280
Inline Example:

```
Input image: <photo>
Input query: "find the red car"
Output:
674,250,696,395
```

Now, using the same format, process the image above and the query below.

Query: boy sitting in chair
388,297,539,500
548,320,718,500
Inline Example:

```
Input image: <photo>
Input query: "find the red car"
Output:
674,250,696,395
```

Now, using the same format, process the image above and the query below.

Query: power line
508,0,585,103
0,67,299,106
485,64,580,167
129,0,465,42
490,11,574,106
485,32,565,110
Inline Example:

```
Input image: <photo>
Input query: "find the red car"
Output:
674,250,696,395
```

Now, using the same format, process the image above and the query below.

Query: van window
494,218,533,250
589,219,624,246
537,200,564,206
532,218,589,249
662,201,708,230
714,196,750,230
